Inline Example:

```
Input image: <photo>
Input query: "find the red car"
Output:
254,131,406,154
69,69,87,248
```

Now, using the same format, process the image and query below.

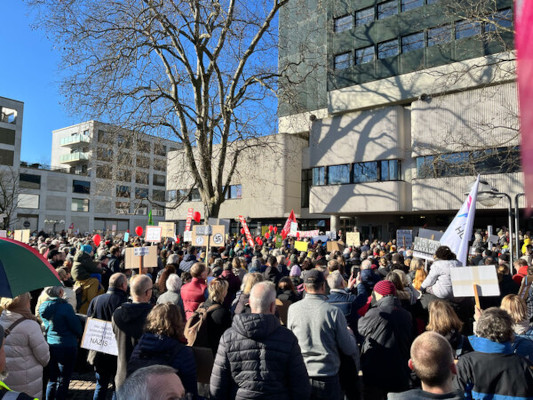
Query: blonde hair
427,300,463,335
0,293,31,310
208,278,229,303
500,294,528,324
243,272,264,295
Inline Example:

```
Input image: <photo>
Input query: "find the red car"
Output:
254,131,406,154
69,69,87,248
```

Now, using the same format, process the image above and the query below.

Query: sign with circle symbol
213,233,224,245
195,236,205,246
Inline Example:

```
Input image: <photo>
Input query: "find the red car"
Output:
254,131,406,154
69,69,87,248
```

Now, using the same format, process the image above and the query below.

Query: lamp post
44,219,65,234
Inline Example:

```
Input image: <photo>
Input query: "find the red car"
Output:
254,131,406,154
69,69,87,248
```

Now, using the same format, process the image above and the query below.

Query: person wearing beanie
358,278,413,399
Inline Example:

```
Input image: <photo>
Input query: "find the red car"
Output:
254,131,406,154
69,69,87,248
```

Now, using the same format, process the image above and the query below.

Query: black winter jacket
358,295,413,392
210,313,311,400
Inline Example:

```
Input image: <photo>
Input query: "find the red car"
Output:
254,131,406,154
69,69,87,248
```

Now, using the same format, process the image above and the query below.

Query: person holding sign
420,246,462,308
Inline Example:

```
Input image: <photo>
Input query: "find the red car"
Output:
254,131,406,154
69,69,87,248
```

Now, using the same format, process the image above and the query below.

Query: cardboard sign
210,225,226,247
185,208,194,232
81,318,118,356
124,246,158,269
346,232,361,247
327,241,345,253
159,222,176,238
295,241,309,252
183,231,192,242
134,247,150,257
396,230,413,248
14,229,30,243
145,226,162,243
413,237,441,260
450,265,500,297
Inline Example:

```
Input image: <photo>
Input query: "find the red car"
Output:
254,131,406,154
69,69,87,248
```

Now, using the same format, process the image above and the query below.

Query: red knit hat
374,280,397,296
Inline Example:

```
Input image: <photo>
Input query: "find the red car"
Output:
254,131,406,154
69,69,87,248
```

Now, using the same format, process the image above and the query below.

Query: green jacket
71,251,100,281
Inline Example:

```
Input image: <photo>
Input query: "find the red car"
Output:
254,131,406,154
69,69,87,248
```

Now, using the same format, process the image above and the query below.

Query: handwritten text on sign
81,318,118,356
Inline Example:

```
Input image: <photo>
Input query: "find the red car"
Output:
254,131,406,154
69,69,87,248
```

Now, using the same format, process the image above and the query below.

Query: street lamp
44,219,65,234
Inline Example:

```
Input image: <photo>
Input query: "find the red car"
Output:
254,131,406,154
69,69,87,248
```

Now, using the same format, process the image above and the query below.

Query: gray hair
167,254,180,265
249,281,276,314
110,273,127,289
130,275,152,298
45,286,63,298
116,365,181,400
166,274,182,292
326,270,344,290
475,307,514,343
361,259,372,270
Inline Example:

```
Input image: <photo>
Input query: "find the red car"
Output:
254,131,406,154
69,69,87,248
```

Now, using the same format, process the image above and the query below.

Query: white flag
440,175,480,266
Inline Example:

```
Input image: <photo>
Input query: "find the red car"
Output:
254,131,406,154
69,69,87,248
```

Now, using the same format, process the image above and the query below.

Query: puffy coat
358,295,413,392
210,313,310,400
420,259,462,299
0,311,49,399
71,251,101,282
39,297,83,348
128,333,197,396
181,278,207,320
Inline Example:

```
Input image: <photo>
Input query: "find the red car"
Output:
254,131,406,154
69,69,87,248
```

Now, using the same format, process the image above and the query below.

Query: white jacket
0,311,50,399
420,259,462,299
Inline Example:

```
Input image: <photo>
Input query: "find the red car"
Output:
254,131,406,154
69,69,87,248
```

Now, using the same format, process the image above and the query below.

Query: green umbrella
0,237,62,298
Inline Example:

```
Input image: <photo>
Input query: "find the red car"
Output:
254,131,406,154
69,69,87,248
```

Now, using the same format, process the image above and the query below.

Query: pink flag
517,0,533,212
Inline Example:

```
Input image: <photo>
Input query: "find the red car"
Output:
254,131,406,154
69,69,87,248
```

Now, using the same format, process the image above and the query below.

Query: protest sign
0,231,6,238
289,222,298,236
327,241,345,253
81,318,118,356
159,222,176,238
346,232,361,247
14,229,30,243
183,231,192,242
124,232,129,242
124,246,158,269
145,226,162,243
185,208,194,232
413,237,441,260
450,265,500,308
312,235,329,243
326,231,337,240
209,225,226,247
418,228,443,241
396,230,413,248
295,241,309,252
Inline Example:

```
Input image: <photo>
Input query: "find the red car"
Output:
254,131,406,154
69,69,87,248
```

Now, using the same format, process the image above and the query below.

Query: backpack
126,341,184,377
184,302,221,347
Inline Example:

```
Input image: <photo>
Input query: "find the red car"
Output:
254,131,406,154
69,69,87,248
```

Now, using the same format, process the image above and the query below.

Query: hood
40,297,66,320
74,251,93,263
232,313,281,341
137,332,181,354
468,335,513,354
184,254,197,262
113,302,152,326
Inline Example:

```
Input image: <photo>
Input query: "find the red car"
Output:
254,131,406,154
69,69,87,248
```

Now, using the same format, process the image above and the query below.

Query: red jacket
181,277,207,320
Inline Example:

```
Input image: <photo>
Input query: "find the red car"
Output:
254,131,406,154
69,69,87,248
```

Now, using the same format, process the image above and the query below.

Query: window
0,127,15,146
167,190,177,201
96,165,112,179
328,164,351,184
312,167,326,186
301,169,312,208
135,172,149,185
97,147,113,162
153,208,165,216
334,53,351,70
428,25,452,46
1,106,17,124
0,149,14,166
116,185,130,198
334,15,353,33
117,134,132,148
135,206,148,216
118,152,133,166
401,0,424,12
73,180,90,194
97,130,106,142
83,129,89,136
136,155,150,169
378,39,399,59
115,202,130,214
117,169,132,182
72,198,90,212
19,173,41,189
485,8,513,32
356,7,375,25
353,162,378,183
154,143,167,156
380,160,400,181
378,1,397,19
227,185,242,199
153,158,166,172
401,32,424,52
455,20,482,40
135,188,149,199
152,189,166,202
356,46,375,64
153,174,166,186
19,194,39,209
137,140,151,153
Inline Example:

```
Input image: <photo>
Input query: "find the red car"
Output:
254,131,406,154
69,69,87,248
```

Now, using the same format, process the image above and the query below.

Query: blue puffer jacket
39,297,83,347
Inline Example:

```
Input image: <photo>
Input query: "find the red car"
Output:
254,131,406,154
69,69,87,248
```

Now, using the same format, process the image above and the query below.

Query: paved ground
68,372,113,400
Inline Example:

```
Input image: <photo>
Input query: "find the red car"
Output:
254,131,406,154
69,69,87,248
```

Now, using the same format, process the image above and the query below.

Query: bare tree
28,0,309,218
0,168,19,230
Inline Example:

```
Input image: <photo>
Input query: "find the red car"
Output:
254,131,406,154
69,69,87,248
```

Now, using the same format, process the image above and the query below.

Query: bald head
249,281,276,314
410,332,455,390
110,273,127,289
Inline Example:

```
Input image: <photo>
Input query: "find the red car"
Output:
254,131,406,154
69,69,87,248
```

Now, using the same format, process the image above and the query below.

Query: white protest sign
450,266,500,297
145,225,162,243
134,247,150,257
0,230,6,238
313,235,329,243
413,237,441,260
183,231,193,242
81,318,118,356
346,232,361,247
289,222,298,236
326,231,337,240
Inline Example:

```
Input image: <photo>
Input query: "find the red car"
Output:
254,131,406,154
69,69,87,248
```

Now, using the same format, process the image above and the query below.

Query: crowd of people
0,228,533,400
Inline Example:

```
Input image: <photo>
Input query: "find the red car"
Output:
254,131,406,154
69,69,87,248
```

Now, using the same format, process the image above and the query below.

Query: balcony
60,134,91,147
60,152,90,164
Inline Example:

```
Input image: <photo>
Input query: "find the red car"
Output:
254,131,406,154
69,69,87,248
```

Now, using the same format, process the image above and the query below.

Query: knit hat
373,280,397,296
290,265,302,277
81,244,93,254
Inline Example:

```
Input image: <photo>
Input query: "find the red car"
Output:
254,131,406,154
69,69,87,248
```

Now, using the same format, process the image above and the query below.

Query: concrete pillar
330,215,340,233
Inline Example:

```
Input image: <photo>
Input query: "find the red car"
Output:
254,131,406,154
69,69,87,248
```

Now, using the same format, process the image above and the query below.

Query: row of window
19,175,91,194
334,0,439,33
416,147,521,179
18,194,89,212
116,185,166,201
96,147,166,171
334,9,512,69
115,202,164,216
97,130,176,156
95,166,166,186
312,160,401,186
167,184,243,202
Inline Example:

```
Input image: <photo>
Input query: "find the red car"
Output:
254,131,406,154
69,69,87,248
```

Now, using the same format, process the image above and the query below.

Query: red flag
239,215,255,247
517,0,533,212
281,209,297,237
185,208,194,231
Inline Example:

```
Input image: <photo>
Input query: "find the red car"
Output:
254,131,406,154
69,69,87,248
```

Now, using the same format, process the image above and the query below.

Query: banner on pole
185,208,194,232
239,216,254,247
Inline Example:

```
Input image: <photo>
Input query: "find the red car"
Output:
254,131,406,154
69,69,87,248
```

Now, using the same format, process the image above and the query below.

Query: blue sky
1,1,76,165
